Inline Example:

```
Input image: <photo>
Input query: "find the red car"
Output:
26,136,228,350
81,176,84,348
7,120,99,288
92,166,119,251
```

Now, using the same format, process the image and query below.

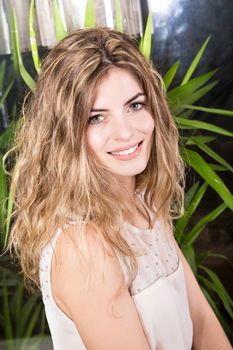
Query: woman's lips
108,141,143,160
108,141,141,153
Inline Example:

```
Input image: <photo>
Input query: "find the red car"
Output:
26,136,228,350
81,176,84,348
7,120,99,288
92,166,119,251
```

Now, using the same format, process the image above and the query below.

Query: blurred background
0,0,232,348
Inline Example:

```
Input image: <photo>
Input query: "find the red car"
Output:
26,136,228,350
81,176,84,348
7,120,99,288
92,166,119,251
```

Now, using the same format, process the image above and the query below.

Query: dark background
140,0,233,294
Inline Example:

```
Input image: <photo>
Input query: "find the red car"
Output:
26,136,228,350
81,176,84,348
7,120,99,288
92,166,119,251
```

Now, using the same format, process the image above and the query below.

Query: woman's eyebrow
125,92,146,106
90,107,108,112
90,92,146,112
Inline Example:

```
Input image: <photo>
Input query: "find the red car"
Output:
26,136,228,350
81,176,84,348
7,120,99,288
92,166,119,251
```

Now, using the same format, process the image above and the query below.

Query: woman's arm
172,237,232,350
51,224,151,350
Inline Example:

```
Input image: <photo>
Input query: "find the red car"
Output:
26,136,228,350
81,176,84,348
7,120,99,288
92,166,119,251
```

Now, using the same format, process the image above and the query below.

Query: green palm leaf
53,0,67,41
16,294,40,337
180,109,193,119
199,265,233,318
184,136,216,145
200,281,232,335
3,272,13,341
176,182,208,240
10,9,35,90
0,122,16,151
172,81,219,115
12,284,24,336
163,60,180,90
181,149,233,210
181,104,233,117
29,0,40,73
168,69,217,102
84,0,96,28
23,304,42,338
0,79,14,107
184,203,227,245
181,36,211,85
0,60,6,90
209,164,228,172
115,0,123,32
139,12,152,60
200,251,233,267
201,280,233,336
184,181,200,208
191,137,233,173
176,117,233,137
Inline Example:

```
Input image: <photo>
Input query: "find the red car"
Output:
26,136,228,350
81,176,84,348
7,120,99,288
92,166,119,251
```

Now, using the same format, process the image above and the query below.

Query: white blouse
39,218,193,349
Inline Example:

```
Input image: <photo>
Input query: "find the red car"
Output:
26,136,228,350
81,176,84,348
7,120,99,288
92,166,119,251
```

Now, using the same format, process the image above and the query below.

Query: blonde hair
8,27,184,292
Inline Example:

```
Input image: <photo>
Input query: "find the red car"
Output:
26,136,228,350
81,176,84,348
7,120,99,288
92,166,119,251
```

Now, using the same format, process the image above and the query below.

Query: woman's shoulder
54,222,114,258
50,221,127,311
49,224,151,350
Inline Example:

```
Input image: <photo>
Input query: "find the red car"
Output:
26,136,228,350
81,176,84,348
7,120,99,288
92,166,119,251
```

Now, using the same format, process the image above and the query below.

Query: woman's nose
110,114,133,140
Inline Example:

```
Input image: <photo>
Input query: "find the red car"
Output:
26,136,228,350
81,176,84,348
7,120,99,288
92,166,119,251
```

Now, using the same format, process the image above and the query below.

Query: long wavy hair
9,27,184,292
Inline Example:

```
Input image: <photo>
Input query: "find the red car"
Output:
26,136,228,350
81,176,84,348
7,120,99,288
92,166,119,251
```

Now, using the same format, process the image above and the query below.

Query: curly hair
8,27,184,291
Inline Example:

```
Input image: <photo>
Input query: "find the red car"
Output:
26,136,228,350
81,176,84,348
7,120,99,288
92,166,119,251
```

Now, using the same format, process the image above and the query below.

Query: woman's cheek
141,113,155,134
86,127,106,151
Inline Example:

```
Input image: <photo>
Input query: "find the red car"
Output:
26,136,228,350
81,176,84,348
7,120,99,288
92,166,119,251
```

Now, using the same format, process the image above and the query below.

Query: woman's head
30,27,182,208
9,27,184,287
86,66,155,178
34,27,156,155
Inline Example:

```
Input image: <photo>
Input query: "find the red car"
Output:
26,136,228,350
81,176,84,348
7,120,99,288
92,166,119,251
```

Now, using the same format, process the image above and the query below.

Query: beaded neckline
123,217,158,233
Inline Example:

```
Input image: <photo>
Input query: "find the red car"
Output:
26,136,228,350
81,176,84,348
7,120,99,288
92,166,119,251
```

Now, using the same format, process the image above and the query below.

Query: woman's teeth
110,144,138,156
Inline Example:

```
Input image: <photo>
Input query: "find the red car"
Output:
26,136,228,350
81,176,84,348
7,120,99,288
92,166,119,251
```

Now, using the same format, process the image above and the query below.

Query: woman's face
86,67,155,177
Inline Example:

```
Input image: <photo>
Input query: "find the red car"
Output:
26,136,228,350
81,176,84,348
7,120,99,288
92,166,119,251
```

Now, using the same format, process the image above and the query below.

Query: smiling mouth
108,141,143,156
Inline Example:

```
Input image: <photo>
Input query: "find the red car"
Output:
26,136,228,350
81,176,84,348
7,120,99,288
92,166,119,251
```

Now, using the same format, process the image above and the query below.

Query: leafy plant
0,60,15,242
29,0,40,73
0,255,48,350
10,8,35,90
115,0,123,32
174,182,233,337
165,38,233,199
53,0,67,41
0,61,14,110
0,0,232,344
160,22,233,337
0,1,103,346
0,121,46,347
84,0,96,28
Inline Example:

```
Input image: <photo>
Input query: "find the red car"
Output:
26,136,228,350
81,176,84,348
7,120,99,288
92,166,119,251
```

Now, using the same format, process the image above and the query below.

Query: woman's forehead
92,68,143,101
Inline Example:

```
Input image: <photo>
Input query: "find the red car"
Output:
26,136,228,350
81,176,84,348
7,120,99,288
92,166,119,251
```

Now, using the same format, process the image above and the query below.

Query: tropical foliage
0,0,232,345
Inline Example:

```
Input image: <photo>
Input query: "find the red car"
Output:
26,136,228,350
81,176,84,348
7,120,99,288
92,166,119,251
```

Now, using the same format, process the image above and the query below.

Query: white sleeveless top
39,219,193,349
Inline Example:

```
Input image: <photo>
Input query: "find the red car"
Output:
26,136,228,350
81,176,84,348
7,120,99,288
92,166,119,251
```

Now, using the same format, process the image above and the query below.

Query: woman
9,28,231,349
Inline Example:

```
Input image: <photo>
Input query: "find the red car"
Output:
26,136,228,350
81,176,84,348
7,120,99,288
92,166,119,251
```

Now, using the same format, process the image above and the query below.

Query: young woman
9,28,231,350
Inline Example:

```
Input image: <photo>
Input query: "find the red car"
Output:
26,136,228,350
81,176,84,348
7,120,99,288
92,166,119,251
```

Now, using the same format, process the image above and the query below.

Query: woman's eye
88,115,104,125
129,102,145,111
